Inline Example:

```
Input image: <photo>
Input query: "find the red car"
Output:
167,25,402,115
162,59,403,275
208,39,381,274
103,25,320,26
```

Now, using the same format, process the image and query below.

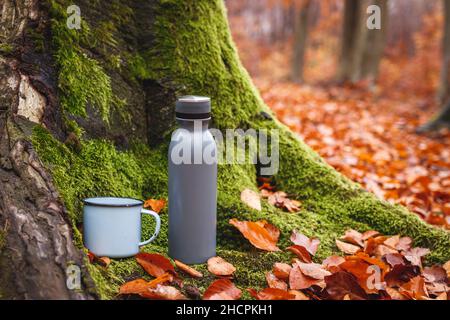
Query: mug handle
139,209,161,246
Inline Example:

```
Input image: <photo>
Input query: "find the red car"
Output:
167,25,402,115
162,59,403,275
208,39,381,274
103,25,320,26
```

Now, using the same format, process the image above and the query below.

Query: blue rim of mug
83,197,144,208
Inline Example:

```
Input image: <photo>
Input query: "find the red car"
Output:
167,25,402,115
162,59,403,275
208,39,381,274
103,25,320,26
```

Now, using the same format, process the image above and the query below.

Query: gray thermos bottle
168,96,217,264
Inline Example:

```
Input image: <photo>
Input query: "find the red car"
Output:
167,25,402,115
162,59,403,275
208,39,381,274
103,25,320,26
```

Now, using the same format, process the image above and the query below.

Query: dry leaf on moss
240,189,261,211
175,260,203,278
142,284,186,300
203,279,241,300
144,199,166,213
207,257,236,277
136,253,176,277
290,230,320,255
229,219,280,251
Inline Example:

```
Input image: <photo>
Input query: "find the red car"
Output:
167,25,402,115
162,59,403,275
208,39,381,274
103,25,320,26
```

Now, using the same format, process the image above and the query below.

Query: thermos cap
176,96,211,119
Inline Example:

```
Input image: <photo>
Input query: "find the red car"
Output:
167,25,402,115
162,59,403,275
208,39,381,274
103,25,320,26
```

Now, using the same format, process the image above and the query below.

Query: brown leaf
136,253,176,277
272,263,292,280
119,273,173,296
207,256,236,277
385,264,420,287
386,287,408,300
383,235,400,249
383,253,406,268
341,229,364,247
287,245,312,263
399,276,429,300
248,288,295,300
423,266,447,283
435,292,448,300
396,237,413,251
290,230,320,255
404,247,430,268
265,272,288,290
283,199,302,213
289,290,310,300
175,260,203,278
240,189,261,211
324,271,368,300
97,257,111,268
229,219,280,252
143,199,166,213
289,264,321,290
296,262,331,280
322,255,345,272
335,239,360,255
142,284,187,300
444,261,450,279
361,230,380,241
203,279,242,300
87,252,111,268
339,257,386,294
119,279,151,296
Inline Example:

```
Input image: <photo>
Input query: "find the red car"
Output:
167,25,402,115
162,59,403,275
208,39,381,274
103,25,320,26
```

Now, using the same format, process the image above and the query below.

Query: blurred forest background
225,0,449,229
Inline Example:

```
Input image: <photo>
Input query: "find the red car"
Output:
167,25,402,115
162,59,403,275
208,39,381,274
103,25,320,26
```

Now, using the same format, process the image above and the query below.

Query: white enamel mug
83,197,161,258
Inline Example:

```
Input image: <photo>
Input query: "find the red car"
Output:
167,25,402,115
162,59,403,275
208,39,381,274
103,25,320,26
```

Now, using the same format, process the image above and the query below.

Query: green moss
0,43,14,55
0,230,5,251
30,0,449,300
49,0,113,120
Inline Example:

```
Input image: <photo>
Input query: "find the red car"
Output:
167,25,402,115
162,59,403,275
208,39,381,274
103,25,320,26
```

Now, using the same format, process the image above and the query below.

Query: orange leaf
142,284,186,300
265,272,288,290
287,245,312,263
119,279,151,296
336,239,361,255
136,253,176,277
207,256,236,277
289,264,321,290
119,273,173,296
248,288,295,300
175,260,203,278
290,230,320,255
229,219,280,252
240,189,261,211
296,262,331,280
143,199,166,213
203,279,242,300
399,276,429,300
273,263,292,280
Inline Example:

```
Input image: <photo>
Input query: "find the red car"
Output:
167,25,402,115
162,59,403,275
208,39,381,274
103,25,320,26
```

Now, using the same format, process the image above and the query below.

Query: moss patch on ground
31,0,450,299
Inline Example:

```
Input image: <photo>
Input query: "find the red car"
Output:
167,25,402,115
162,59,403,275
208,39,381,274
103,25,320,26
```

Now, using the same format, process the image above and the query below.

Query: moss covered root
30,0,450,299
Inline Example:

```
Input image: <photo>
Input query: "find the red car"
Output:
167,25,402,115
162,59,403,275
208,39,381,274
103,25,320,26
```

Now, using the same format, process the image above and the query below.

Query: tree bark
418,0,450,131
338,0,388,83
291,0,312,83
0,0,96,299
0,0,449,299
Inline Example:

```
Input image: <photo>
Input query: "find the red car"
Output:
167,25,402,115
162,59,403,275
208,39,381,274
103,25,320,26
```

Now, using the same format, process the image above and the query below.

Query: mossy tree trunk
0,0,449,299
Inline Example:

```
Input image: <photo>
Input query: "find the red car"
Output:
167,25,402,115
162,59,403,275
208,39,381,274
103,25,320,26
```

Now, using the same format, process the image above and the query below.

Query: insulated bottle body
168,97,217,264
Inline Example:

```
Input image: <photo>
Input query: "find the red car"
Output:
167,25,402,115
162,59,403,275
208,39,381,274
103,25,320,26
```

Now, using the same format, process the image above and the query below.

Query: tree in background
291,0,313,83
338,0,388,83
419,0,450,131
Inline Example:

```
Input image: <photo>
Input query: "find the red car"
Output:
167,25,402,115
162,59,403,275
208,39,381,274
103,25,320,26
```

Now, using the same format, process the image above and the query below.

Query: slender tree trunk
418,0,450,131
361,0,388,81
338,0,388,83
291,0,312,83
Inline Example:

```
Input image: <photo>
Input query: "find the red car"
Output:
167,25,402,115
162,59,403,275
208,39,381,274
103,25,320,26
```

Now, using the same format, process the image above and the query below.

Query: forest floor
256,79,450,230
